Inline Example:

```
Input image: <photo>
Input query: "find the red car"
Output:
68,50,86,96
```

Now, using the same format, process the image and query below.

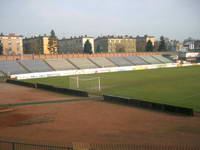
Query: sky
0,0,200,41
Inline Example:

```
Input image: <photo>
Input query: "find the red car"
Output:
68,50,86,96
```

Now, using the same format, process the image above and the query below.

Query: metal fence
0,140,72,150
1,140,200,150
73,143,200,150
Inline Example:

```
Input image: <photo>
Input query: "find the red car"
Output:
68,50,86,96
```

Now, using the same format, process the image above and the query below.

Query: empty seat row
0,60,28,75
139,55,162,64
107,56,133,66
68,58,98,69
19,59,53,73
89,57,116,68
45,59,76,71
153,55,173,63
124,56,148,65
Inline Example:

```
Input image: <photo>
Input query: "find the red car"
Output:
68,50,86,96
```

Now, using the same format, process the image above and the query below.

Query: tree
84,40,93,54
0,41,3,55
48,30,58,54
50,30,56,37
158,36,166,51
145,40,153,52
96,45,102,53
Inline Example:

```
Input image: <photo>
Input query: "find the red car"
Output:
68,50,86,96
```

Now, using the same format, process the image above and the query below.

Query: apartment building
0,33,23,55
59,36,94,54
23,36,58,54
94,36,136,53
136,35,156,52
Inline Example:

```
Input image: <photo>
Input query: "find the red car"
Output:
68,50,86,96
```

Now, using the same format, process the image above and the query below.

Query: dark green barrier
37,83,88,97
7,79,36,88
7,79,88,97
103,95,193,116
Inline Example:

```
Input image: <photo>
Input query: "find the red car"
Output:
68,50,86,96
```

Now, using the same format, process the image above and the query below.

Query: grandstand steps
20,59,53,73
163,54,177,62
67,58,98,69
138,56,151,64
17,61,31,73
152,55,165,63
0,60,29,74
107,56,133,66
66,59,80,69
123,56,136,65
43,59,56,71
106,57,120,66
88,58,102,68
153,55,173,63
89,57,117,68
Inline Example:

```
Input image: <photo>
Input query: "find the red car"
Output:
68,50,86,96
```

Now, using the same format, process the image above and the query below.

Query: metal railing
1,140,200,150
0,140,72,150
73,143,200,150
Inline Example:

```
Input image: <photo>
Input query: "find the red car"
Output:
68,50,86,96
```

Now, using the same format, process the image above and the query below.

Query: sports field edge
22,66,200,112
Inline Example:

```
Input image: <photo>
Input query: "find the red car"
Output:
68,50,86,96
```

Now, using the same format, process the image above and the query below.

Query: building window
17,47,20,52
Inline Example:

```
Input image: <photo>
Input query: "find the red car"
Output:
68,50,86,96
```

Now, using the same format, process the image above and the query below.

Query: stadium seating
162,54,177,62
0,54,176,75
67,58,98,69
139,56,162,64
107,56,133,66
20,59,53,72
89,57,117,68
45,59,77,71
0,60,28,74
153,55,173,63
124,56,149,65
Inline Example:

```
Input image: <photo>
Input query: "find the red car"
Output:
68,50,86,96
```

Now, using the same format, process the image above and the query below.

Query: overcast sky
0,0,200,41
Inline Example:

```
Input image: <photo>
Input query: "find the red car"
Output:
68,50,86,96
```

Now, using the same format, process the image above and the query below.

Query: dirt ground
0,83,200,146
0,83,79,104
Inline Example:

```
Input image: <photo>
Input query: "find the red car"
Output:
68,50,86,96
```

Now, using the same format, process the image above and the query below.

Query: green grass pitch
23,66,200,112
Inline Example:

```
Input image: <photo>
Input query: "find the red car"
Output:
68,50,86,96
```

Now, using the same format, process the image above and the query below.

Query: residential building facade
0,33,23,55
194,40,200,51
165,38,181,51
23,36,58,54
94,36,136,53
182,40,200,52
59,36,94,54
136,35,156,52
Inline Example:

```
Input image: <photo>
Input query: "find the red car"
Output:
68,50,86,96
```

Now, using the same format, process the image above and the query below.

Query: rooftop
95,35,136,40
0,33,23,37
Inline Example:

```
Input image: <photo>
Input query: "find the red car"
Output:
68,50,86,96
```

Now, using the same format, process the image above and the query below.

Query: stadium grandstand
123,56,149,65
106,56,133,66
139,55,162,64
45,59,77,71
68,57,98,69
0,52,177,76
